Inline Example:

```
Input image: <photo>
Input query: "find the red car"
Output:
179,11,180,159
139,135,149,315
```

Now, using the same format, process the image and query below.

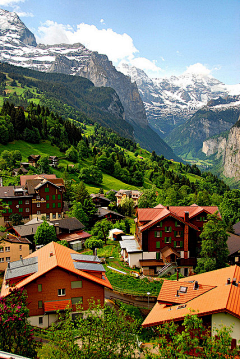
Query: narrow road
105,288,156,309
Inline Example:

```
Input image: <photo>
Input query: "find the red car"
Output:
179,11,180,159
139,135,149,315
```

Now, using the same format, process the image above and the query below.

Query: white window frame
58,288,66,296
0,258,4,262
5,247,10,252
37,203,41,208
6,257,10,262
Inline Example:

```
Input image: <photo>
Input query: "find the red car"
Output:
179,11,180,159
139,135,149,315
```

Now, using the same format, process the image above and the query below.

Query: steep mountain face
118,63,240,137
0,9,179,160
202,116,240,181
164,96,240,158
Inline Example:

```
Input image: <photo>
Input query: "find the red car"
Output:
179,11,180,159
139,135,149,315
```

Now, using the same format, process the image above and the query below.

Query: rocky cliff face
202,116,240,181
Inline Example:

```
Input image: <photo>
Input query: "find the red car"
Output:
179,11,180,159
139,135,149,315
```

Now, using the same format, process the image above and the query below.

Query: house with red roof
134,204,220,276
1,242,112,328
142,265,240,345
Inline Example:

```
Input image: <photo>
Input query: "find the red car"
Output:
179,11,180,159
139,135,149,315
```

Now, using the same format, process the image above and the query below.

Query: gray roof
227,232,240,255
96,207,124,218
233,222,240,236
74,261,105,272
13,222,53,237
120,239,142,253
71,253,101,263
6,257,38,280
0,186,30,199
51,217,84,231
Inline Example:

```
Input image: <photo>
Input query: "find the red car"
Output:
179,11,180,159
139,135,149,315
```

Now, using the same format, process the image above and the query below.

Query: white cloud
184,63,212,76
130,57,162,75
0,0,24,5
36,21,138,63
100,19,105,25
13,5,33,17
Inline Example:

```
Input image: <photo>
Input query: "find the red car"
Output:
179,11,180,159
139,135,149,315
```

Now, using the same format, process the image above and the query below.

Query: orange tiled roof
1,242,112,297
142,265,240,328
44,299,71,312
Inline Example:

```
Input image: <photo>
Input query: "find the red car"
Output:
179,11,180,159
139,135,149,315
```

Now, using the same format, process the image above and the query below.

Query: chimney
166,205,169,210
49,252,53,257
175,290,179,297
193,281,199,290
226,278,231,285
232,278,237,286
184,211,189,222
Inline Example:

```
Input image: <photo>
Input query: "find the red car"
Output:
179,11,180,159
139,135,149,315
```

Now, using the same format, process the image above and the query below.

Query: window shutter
156,241,160,249
160,221,162,227
165,226,167,232
200,217,202,221
174,241,176,248
164,237,167,243
169,238,172,244
181,231,184,237
154,231,157,238
180,241,183,247
174,231,176,237
160,231,162,237
169,226,172,232
156,252,160,260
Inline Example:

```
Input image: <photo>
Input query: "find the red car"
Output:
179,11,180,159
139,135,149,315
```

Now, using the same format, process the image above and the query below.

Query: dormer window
179,286,187,293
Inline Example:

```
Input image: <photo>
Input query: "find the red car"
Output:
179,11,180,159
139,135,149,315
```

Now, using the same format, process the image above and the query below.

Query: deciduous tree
34,220,57,245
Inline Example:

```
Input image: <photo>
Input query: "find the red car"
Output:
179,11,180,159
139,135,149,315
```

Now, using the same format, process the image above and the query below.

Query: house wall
145,218,185,253
1,196,32,222
0,240,30,271
28,313,57,328
212,313,240,342
128,252,142,268
25,267,104,317
32,182,63,220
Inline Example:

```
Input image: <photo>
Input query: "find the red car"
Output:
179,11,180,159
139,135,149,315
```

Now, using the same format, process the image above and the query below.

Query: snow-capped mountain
118,63,240,137
0,8,180,160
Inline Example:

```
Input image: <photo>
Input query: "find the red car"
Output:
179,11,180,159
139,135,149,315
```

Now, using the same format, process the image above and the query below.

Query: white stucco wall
212,313,240,343
142,252,157,260
128,252,142,268
28,314,58,328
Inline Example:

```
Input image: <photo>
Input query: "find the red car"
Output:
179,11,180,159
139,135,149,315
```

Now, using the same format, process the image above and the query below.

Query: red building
0,175,65,225
135,204,220,276
1,242,112,327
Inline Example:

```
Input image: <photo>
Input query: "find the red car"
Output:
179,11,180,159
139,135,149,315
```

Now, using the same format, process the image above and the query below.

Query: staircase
157,262,177,277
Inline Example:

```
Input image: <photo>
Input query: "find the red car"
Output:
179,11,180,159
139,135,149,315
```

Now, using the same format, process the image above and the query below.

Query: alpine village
0,6,239,359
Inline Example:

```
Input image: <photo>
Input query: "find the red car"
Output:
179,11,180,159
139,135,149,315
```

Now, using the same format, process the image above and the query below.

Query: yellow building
0,234,31,271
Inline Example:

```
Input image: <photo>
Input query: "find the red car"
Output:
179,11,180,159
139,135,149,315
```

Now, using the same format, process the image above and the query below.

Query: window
52,195,55,200
18,200,22,205
58,194,61,200
175,220,180,227
46,203,50,209
52,214,56,219
38,300,43,309
0,258,4,262
156,241,160,249
45,188,49,192
154,231,162,238
175,231,182,237
19,208,23,212
36,195,40,200
71,297,83,305
58,203,61,208
179,286,188,293
164,237,171,244
6,257,10,262
8,208,12,213
26,208,29,212
46,215,50,220
46,195,49,201
58,288,66,296
20,255,22,259
37,203,40,207
25,200,29,204
165,226,172,232
0,247,3,253
19,245,22,251
5,247,10,252
37,211,41,215
52,203,55,208
38,284,42,292
71,281,82,289
39,317,43,325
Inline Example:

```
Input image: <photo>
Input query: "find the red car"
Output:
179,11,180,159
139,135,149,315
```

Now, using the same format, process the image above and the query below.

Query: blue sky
0,0,239,84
